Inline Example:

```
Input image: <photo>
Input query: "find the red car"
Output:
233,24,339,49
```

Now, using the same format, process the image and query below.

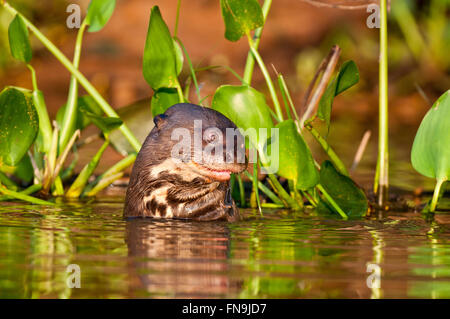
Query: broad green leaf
56,95,103,131
411,90,450,182
79,105,122,135
143,6,179,90
274,120,319,190
319,160,368,218
173,39,184,76
151,88,180,117
317,60,359,129
220,0,264,42
0,88,38,166
8,15,32,63
13,154,34,184
85,0,116,32
211,85,273,149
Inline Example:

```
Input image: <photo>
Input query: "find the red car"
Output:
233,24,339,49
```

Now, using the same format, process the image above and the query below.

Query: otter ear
153,114,168,129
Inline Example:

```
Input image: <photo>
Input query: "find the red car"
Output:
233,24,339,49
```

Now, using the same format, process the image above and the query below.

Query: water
1,196,449,299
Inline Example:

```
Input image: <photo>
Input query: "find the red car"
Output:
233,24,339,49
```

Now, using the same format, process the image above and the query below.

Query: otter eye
206,131,219,143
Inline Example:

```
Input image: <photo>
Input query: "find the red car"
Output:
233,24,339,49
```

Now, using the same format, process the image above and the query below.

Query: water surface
1,197,449,299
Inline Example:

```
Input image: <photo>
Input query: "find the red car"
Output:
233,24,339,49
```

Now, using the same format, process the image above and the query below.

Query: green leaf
56,95,103,131
79,105,122,134
85,0,116,32
317,60,359,129
0,87,38,166
143,6,179,90
173,39,184,76
211,85,274,150
319,160,368,218
151,88,180,117
274,120,319,190
220,0,264,42
8,14,32,63
411,90,450,182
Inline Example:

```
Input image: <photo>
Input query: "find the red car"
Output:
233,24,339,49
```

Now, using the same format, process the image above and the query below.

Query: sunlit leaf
79,105,122,135
143,6,179,90
0,88,38,166
8,14,32,63
411,90,450,182
319,160,368,218
220,0,264,41
274,120,319,190
151,87,180,117
317,60,359,130
85,0,116,32
173,39,184,76
212,85,273,149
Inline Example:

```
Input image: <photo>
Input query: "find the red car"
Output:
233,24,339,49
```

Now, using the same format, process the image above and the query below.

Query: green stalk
430,178,447,213
174,0,182,37
0,171,18,190
317,184,348,220
0,184,54,205
267,174,300,210
253,156,262,215
0,184,42,202
1,2,141,152
84,153,136,195
66,140,109,198
174,37,201,103
375,0,389,206
59,21,87,151
27,64,53,154
244,171,282,205
305,124,349,176
237,174,246,208
246,33,283,121
85,172,123,197
243,0,272,85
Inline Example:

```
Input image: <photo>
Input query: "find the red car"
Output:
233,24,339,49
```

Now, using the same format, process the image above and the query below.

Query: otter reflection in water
126,218,238,297
124,103,247,221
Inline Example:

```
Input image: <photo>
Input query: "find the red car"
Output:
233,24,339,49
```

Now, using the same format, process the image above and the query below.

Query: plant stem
174,37,201,103
237,174,246,208
244,171,283,205
59,20,87,151
174,0,182,37
246,33,283,121
1,2,141,152
430,178,447,213
0,184,54,205
243,0,272,85
267,174,301,209
0,184,42,202
253,157,262,215
317,183,348,220
0,171,18,190
305,124,349,176
375,0,389,206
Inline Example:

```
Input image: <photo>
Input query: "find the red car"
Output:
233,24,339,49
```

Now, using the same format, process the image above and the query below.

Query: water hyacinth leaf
411,90,450,182
85,0,117,32
56,95,103,131
211,85,273,149
220,0,264,41
317,60,359,129
79,105,122,135
173,39,184,76
0,88,38,166
274,120,319,190
319,160,368,218
143,6,179,90
8,14,32,63
151,88,179,117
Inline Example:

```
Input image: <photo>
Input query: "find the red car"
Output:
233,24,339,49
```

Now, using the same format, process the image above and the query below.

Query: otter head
148,103,247,181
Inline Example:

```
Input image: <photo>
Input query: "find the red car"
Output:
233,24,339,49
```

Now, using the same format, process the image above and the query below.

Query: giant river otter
124,103,247,221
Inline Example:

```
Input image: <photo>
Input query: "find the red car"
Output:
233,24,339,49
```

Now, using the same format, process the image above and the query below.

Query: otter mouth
190,161,242,182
